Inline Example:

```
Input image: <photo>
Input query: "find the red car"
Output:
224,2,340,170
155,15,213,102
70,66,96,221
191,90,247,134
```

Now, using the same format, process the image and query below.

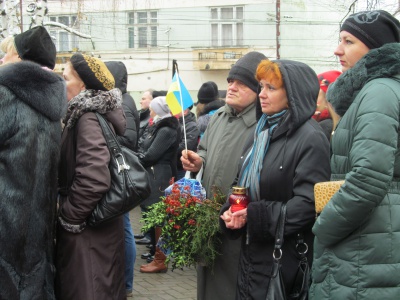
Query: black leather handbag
266,204,287,300
288,233,310,300
266,204,310,300
87,113,151,226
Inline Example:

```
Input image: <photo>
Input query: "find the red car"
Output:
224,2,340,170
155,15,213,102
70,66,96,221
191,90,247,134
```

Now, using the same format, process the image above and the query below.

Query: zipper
151,166,156,179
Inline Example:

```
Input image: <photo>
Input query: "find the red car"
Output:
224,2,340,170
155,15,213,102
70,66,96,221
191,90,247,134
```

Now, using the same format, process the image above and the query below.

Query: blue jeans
124,212,136,292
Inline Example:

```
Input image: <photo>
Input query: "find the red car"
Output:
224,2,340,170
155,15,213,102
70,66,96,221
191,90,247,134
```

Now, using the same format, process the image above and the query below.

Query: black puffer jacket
138,116,181,207
220,60,331,300
105,61,139,151
0,61,66,300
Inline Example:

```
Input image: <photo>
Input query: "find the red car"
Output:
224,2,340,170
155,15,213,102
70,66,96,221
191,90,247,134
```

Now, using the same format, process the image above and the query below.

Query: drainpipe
276,0,280,59
19,0,23,31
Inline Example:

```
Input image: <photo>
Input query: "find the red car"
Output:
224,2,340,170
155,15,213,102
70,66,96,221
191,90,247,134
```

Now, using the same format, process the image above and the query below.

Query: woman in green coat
310,10,400,300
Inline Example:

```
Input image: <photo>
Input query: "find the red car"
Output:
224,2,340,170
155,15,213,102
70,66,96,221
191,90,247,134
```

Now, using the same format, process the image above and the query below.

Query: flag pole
173,61,189,154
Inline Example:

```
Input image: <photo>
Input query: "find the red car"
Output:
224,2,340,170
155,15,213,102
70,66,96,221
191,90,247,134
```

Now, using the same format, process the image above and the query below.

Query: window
48,15,78,51
211,6,243,47
128,11,158,48
128,12,134,47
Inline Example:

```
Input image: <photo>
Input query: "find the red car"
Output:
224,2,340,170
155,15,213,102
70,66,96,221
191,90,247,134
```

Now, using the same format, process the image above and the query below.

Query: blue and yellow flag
166,73,193,115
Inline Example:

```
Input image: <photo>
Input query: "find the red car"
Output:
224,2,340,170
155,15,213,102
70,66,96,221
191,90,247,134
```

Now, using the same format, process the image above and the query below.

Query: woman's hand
221,208,247,229
181,150,203,172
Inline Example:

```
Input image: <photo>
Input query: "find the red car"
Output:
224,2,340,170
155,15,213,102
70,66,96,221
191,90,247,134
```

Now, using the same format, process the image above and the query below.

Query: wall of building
39,0,398,102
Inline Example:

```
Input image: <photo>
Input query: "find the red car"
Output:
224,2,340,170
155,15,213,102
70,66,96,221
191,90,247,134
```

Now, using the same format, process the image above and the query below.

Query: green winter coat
310,43,400,300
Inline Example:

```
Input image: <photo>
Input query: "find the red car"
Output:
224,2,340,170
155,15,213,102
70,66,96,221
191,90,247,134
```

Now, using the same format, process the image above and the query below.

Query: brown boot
139,247,168,273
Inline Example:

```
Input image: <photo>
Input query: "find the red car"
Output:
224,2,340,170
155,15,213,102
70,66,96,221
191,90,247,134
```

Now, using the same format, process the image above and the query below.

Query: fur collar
64,88,122,128
151,116,180,131
327,43,400,116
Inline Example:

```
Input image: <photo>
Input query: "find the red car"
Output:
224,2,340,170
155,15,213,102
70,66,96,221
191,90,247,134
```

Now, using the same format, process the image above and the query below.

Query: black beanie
14,26,56,69
341,10,400,49
196,81,219,105
227,51,267,93
70,53,115,91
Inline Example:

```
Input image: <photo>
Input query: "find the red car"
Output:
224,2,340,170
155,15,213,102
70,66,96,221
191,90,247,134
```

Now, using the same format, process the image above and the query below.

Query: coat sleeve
247,128,331,241
178,119,200,154
139,127,178,167
60,113,111,224
313,84,400,247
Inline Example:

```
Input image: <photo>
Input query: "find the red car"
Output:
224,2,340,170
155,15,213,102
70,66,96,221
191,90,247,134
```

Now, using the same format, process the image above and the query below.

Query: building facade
15,0,397,99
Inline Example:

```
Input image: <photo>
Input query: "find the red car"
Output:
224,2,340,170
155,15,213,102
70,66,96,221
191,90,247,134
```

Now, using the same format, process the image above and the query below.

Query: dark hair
152,90,167,98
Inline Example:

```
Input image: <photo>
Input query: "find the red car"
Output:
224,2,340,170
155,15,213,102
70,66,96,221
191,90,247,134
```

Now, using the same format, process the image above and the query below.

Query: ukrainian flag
166,72,193,115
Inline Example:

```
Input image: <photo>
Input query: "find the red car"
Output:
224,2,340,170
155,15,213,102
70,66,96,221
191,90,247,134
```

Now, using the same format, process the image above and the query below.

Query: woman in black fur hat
0,26,65,300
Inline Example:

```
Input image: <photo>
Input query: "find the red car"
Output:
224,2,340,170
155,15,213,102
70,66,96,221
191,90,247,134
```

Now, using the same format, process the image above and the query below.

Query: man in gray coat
181,51,267,300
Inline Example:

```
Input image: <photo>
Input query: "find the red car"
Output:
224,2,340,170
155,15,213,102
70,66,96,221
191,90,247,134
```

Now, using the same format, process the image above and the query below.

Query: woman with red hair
220,59,330,299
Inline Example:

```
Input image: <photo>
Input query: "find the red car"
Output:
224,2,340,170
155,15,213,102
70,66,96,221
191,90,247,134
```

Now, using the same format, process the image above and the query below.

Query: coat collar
219,102,257,128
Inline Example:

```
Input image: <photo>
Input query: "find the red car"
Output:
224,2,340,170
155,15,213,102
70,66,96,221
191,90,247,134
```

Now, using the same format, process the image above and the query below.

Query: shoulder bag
266,204,287,300
266,204,310,300
87,113,151,226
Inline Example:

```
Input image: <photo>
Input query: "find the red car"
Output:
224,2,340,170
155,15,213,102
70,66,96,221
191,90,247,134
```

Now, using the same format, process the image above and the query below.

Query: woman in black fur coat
0,27,66,300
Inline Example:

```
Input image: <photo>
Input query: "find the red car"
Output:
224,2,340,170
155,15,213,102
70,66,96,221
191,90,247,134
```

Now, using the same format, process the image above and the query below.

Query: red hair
255,60,283,88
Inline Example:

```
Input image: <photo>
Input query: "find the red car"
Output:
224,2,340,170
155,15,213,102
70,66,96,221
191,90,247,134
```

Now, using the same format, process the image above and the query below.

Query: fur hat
196,81,219,105
150,96,171,118
317,70,342,93
341,10,400,49
70,53,115,91
14,26,56,69
227,51,267,93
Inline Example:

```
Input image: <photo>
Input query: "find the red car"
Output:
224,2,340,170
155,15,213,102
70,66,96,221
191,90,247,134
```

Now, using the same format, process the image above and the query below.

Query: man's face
225,79,257,113
140,91,153,110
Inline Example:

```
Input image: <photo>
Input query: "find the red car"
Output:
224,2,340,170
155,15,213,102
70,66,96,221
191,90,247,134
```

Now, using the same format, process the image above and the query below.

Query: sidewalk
129,207,197,300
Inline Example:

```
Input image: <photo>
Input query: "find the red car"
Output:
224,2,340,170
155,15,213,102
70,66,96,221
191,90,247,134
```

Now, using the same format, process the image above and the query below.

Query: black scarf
327,43,400,116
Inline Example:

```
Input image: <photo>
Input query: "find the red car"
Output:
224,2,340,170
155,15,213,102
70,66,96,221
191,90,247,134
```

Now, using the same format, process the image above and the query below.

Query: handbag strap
273,203,287,260
295,232,308,260
95,113,130,173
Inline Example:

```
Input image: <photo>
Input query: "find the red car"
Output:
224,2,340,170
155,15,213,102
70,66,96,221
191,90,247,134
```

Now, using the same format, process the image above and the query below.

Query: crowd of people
1,8,400,300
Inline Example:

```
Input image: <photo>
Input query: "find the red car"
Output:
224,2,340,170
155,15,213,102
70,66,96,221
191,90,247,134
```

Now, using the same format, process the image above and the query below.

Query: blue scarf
238,110,287,202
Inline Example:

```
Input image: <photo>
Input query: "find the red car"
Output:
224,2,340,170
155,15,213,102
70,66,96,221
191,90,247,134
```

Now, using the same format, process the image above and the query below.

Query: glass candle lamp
229,187,249,213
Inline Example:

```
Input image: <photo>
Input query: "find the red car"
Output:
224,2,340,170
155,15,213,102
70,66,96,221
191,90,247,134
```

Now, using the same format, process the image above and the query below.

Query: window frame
211,6,243,47
48,15,78,52
127,10,158,49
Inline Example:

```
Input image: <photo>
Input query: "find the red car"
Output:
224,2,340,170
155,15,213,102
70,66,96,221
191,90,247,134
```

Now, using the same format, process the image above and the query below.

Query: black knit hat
341,10,400,49
227,51,267,93
70,54,115,91
196,81,219,105
14,26,56,69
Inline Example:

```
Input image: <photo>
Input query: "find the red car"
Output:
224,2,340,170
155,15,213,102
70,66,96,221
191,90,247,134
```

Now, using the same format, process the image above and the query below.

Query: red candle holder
229,187,249,213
